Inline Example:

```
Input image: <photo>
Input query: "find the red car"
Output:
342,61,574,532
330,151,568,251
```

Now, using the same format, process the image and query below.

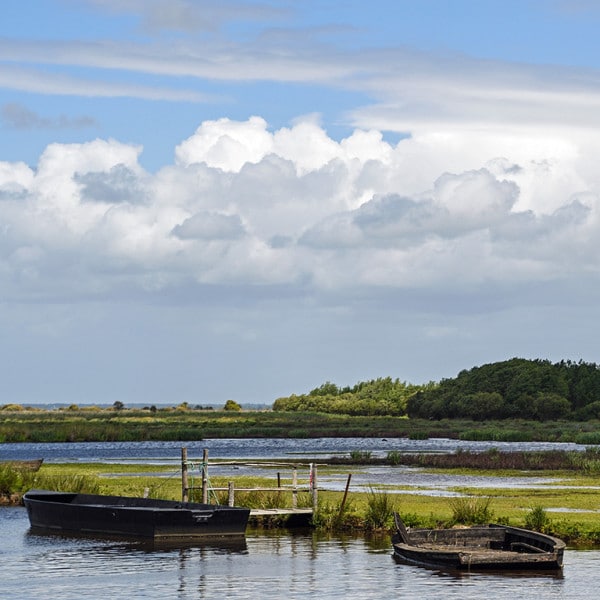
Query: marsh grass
386,450,402,465
0,464,37,495
364,487,396,530
0,464,101,499
35,473,101,494
449,496,494,525
524,505,551,533
349,450,373,463
8,458,600,543
312,497,362,531
4,408,600,444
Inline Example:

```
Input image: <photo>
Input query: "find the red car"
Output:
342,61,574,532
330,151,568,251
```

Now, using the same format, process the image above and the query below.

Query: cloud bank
1,115,598,313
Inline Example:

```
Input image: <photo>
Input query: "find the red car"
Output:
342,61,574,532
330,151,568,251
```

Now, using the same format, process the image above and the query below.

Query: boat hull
392,522,565,572
23,489,249,541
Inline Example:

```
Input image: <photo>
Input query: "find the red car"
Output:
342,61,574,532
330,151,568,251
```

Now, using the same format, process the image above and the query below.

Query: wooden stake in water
339,474,352,515
201,448,209,503
181,447,189,503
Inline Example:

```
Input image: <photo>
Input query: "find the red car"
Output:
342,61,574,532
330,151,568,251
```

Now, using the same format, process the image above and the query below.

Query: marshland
4,410,600,599
4,431,600,544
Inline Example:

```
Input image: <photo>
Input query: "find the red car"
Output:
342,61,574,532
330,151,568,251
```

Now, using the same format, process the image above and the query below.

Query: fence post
201,448,209,503
311,463,318,509
228,481,235,507
292,465,298,509
181,447,189,503
339,473,352,515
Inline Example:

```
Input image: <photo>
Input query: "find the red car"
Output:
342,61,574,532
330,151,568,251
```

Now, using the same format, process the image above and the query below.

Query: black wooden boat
23,489,250,541
392,513,565,572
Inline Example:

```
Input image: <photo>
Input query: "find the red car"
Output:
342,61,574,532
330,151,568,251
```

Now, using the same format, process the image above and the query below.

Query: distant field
2,407,600,443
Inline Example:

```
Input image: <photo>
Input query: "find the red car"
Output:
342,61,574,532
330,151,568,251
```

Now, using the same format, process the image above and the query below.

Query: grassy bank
2,407,600,442
4,460,600,545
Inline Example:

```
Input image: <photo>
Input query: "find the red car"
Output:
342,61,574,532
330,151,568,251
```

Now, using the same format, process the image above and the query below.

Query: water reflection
0,507,595,599
392,553,565,580
24,528,249,554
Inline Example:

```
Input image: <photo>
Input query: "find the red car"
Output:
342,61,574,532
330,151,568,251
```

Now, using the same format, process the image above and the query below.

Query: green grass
449,496,494,525
0,463,101,500
3,407,600,443
6,443,600,544
364,487,396,529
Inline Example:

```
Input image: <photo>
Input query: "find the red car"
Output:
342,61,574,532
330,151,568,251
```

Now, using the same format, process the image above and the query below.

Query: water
0,437,589,464
2,437,595,499
2,506,599,599
3,439,600,597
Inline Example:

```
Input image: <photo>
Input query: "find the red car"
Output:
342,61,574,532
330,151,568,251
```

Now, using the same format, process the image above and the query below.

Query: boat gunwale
391,513,565,572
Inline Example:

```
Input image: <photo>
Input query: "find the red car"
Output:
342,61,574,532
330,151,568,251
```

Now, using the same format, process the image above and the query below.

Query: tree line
273,358,600,421
408,358,600,421
272,377,428,416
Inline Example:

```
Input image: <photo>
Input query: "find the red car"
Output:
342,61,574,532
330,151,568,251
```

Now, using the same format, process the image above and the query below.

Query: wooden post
181,447,189,503
277,472,281,488
201,448,209,503
339,473,352,515
311,463,318,509
228,481,235,507
292,465,298,509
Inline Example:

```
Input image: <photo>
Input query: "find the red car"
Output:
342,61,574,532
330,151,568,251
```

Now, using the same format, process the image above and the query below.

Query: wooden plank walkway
249,508,313,517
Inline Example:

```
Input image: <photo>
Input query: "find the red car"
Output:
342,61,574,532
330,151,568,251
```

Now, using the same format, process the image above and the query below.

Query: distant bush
224,400,242,411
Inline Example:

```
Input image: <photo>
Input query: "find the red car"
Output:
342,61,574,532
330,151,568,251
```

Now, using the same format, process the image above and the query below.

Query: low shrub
364,487,396,530
349,450,373,463
449,496,494,525
524,505,550,533
312,498,361,531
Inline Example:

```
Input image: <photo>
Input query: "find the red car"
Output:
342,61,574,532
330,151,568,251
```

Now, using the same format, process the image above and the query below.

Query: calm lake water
2,506,600,599
0,437,589,464
3,438,600,598
1,437,594,497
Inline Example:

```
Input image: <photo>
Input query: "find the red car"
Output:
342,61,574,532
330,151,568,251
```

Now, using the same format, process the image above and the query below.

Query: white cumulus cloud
0,116,599,308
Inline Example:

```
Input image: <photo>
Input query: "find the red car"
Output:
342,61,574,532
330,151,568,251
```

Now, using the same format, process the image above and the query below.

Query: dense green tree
224,400,242,411
407,358,597,421
274,358,600,421
273,377,422,416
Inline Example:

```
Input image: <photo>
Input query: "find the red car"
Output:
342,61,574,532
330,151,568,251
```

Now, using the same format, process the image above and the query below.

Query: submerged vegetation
377,447,600,473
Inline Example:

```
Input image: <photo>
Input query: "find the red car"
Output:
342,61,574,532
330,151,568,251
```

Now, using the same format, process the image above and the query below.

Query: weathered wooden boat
392,513,565,571
23,489,250,541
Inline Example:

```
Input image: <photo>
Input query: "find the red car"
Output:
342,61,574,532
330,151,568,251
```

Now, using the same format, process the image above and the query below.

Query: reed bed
3,407,600,443
5,461,600,544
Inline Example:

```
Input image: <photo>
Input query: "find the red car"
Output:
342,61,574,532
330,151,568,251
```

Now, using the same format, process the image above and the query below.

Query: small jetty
181,448,322,526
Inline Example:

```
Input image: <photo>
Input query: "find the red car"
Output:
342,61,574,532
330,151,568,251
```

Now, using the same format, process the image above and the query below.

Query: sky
2,0,600,407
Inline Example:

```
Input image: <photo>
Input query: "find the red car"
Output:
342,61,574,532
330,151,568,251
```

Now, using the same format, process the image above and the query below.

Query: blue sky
2,0,600,406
